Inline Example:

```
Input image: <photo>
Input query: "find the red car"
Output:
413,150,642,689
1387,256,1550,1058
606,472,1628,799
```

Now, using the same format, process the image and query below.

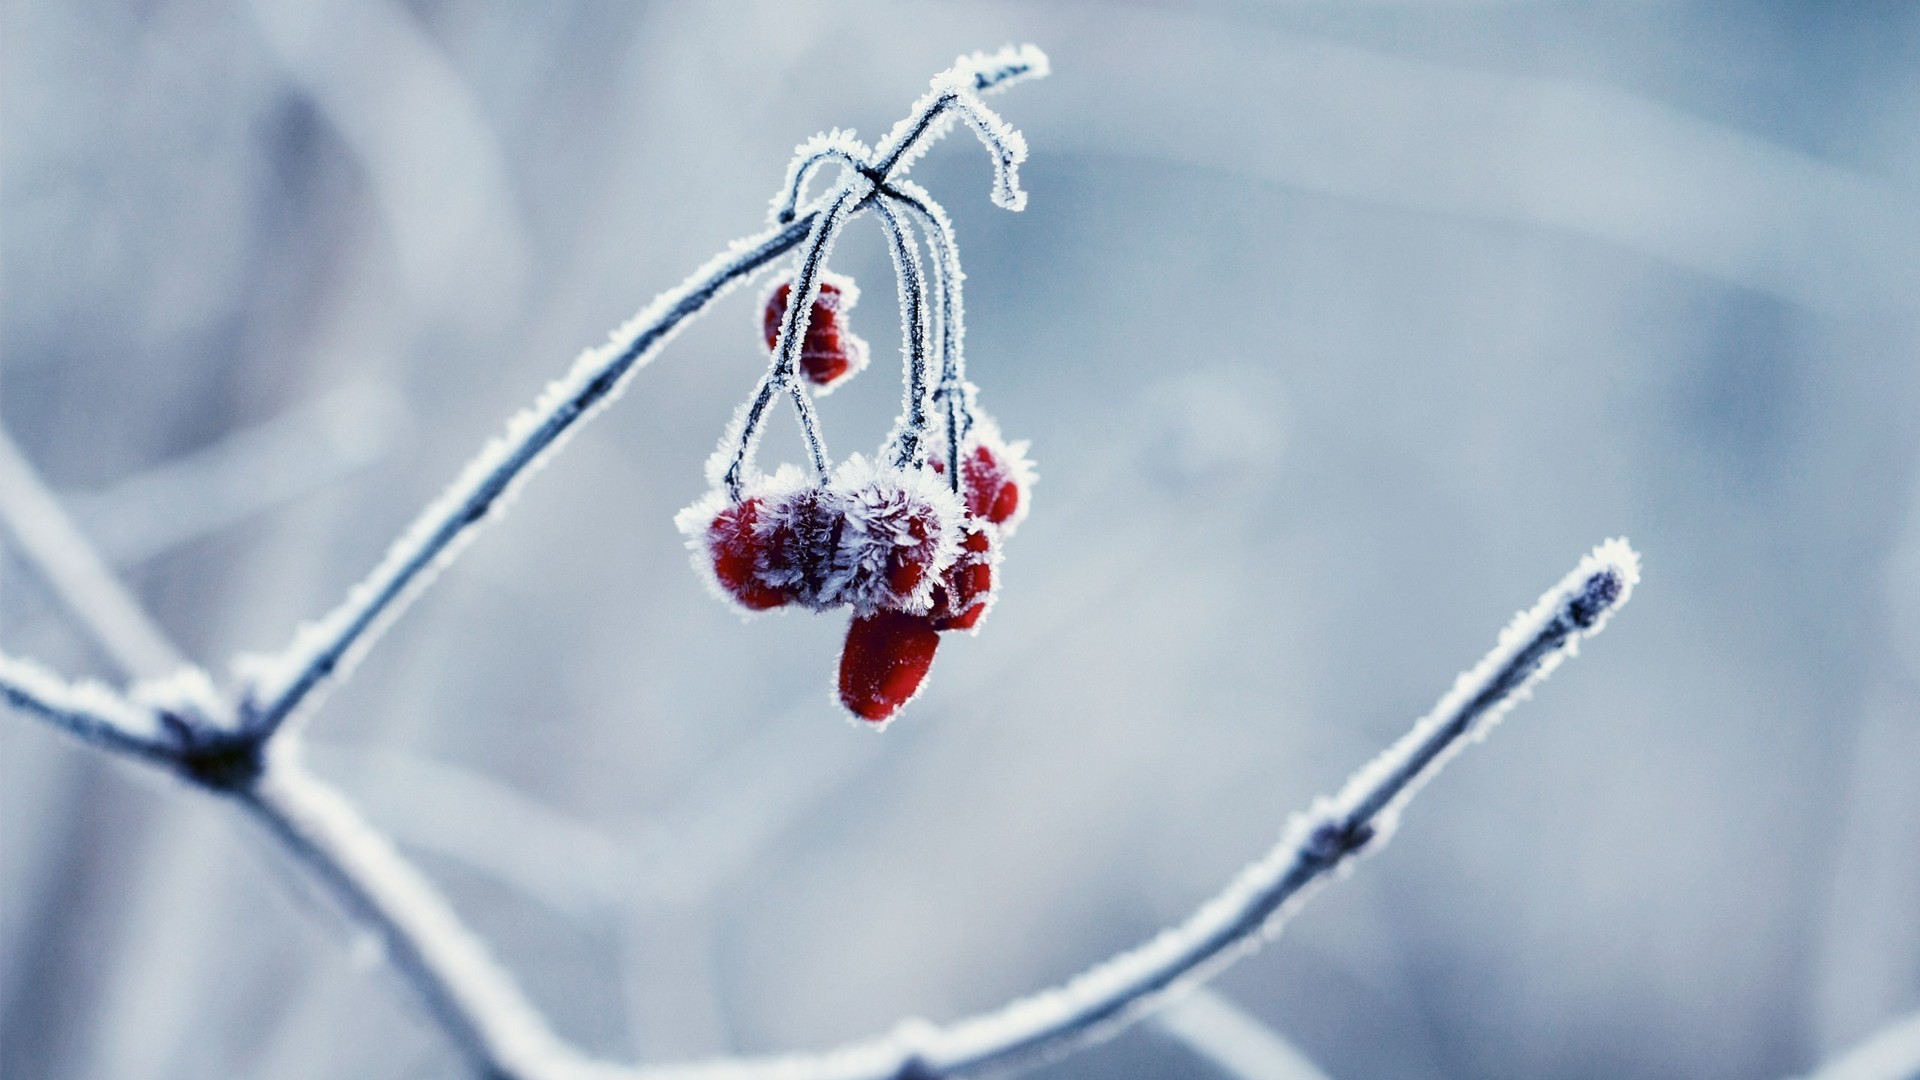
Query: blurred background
3,2,1917,1078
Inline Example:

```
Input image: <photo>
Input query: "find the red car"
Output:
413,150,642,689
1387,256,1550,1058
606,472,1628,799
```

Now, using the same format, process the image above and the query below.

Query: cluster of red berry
679,277,1032,724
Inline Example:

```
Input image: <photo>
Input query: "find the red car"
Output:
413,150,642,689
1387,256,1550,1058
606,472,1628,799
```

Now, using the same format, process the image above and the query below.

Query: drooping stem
871,198,934,470
723,183,867,498
771,134,875,226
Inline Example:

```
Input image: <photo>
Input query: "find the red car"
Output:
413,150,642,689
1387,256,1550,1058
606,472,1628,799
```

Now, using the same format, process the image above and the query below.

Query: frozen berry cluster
679,273,1033,725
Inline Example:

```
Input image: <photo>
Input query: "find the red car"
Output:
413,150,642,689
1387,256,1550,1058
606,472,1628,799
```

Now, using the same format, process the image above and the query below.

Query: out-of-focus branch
0,427,188,678
1153,987,1332,1080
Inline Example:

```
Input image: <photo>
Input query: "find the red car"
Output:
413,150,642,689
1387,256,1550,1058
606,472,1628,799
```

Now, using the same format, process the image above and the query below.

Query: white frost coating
720,182,871,493
887,181,966,382
870,198,937,469
1326,536,1640,848
247,750,582,1078
931,412,1038,537
677,458,964,618
756,269,871,397
950,43,1051,95
0,651,170,752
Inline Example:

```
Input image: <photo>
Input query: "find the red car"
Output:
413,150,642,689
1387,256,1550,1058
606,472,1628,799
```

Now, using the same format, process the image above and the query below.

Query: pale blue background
4,3,1917,1078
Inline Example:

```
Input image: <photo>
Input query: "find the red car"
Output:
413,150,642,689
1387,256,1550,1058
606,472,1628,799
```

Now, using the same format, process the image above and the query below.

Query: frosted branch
236,213,818,738
870,48,1043,212
0,652,178,764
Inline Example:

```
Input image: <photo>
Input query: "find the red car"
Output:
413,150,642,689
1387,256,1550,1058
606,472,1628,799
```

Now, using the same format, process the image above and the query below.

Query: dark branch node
161,710,265,790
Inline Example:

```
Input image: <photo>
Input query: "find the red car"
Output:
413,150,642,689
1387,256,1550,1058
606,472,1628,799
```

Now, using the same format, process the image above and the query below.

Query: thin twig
723,184,867,497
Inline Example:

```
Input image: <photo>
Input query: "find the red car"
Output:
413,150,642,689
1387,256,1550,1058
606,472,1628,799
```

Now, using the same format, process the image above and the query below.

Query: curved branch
235,214,817,739
239,751,583,1079
618,540,1639,1080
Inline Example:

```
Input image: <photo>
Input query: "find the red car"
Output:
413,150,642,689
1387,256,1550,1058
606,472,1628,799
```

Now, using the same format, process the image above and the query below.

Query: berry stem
872,197,934,470
882,182,972,490
724,183,867,498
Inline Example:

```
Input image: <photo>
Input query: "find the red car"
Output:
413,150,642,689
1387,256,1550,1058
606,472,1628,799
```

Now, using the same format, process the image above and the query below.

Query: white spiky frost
871,47,1041,212
830,454,966,615
677,458,965,619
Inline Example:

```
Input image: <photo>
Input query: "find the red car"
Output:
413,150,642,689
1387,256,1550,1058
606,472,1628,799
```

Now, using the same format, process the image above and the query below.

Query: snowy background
4,2,1918,1078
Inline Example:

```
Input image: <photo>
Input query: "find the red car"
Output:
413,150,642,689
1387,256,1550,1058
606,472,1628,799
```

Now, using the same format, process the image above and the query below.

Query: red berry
705,498,791,611
762,275,866,391
930,425,1031,534
839,609,942,722
929,525,997,632
962,443,1022,525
